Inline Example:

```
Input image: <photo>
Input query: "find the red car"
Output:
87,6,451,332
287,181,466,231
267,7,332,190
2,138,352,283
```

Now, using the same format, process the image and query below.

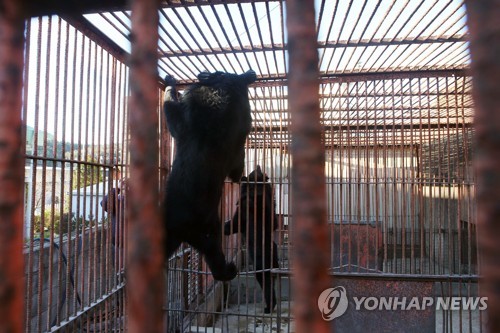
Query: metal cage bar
465,1,500,332
1,0,495,332
287,0,331,332
19,14,130,332
0,2,26,333
127,0,164,332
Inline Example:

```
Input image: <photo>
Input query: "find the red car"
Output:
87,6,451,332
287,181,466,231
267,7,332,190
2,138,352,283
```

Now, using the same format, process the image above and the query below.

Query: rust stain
287,0,331,332
465,1,500,332
0,1,26,332
126,0,164,332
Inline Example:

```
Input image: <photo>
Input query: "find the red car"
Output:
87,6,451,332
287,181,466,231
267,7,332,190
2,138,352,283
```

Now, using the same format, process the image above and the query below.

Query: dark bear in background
163,70,256,281
224,166,279,313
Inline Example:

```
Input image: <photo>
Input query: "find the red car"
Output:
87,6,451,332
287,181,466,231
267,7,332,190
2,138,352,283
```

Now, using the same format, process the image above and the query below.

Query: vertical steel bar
409,78,415,274
374,84,381,272
465,1,500,332
47,16,61,331
38,16,52,332
0,1,26,333
416,78,424,274
381,80,389,272
82,33,92,320
338,84,345,272
399,78,407,272
76,32,86,319
64,25,73,321
91,40,100,308
26,17,42,332
286,0,330,332
346,85,352,270
127,0,164,332
95,47,103,317
22,18,33,332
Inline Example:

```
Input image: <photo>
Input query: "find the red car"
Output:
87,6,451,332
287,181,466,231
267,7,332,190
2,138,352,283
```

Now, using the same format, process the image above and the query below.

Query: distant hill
25,125,54,151
25,125,77,166
24,125,123,166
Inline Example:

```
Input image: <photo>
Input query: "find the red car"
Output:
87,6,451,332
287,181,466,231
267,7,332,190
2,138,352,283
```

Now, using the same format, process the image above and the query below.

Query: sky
24,16,128,147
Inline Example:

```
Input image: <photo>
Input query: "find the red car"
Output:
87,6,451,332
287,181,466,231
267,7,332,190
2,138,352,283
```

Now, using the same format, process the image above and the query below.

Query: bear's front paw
164,74,177,86
212,262,237,281
223,221,232,235
242,69,257,84
197,71,211,82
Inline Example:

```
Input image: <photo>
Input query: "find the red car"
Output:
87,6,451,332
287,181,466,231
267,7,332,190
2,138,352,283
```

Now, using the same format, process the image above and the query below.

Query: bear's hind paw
211,262,237,281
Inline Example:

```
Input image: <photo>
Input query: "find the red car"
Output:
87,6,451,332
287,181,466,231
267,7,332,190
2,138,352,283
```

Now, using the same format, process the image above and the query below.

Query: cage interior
21,1,481,332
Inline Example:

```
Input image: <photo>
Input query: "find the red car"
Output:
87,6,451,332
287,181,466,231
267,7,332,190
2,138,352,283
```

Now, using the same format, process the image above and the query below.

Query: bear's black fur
163,70,256,281
224,166,279,313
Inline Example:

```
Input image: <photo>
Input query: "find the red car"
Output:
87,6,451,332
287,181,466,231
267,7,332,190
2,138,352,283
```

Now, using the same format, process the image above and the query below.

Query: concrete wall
24,225,121,331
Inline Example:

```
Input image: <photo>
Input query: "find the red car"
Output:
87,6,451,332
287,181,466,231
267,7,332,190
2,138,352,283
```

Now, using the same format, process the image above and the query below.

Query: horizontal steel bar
24,0,271,17
47,283,125,332
251,121,473,133
271,269,480,283
25,154,115,169
171,68,470,89
159,35,467,58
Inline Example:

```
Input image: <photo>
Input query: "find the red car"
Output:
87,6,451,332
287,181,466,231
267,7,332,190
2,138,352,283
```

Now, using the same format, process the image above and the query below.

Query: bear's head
246,165,269,183
184,70,256,110
239,165,272,203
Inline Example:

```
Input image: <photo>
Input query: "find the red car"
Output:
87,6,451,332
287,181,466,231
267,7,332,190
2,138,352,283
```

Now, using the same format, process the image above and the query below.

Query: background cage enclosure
12,0,485,332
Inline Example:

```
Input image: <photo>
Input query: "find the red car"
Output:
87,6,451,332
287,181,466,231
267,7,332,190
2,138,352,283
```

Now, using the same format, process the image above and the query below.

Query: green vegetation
32,210,100,237
72,155,105,190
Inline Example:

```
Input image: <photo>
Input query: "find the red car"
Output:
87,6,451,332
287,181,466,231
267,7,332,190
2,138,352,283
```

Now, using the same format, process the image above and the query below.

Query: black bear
163,70,256,281
224,166,279,313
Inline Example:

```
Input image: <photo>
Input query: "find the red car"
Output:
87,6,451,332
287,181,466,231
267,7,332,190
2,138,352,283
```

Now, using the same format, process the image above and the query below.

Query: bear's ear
240,70,257,85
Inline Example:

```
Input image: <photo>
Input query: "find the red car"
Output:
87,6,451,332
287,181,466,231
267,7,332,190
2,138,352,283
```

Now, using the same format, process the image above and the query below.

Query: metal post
286,0,331,332
0,1,26,332
127,0,164,332
465,1,500,332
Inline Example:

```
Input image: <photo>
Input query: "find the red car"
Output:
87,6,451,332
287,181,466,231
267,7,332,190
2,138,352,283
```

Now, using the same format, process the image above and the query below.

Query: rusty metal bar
0,1,26,333
173,6,218,72
127,0,164,332
24,0,270,17
286,0,330,332
197,5,240,73
166,68,467,89
24,0,126,17
61,13,128,65
465,1,500,332
158,36,467,59
16,13,131,331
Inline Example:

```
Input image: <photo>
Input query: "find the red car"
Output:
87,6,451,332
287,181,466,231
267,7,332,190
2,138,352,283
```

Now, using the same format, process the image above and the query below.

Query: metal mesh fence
23,16,131,332
13,2,485,333
161,72,480,333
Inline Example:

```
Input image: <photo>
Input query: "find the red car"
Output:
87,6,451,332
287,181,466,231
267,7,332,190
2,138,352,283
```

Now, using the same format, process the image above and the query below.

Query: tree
72,154,105,190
